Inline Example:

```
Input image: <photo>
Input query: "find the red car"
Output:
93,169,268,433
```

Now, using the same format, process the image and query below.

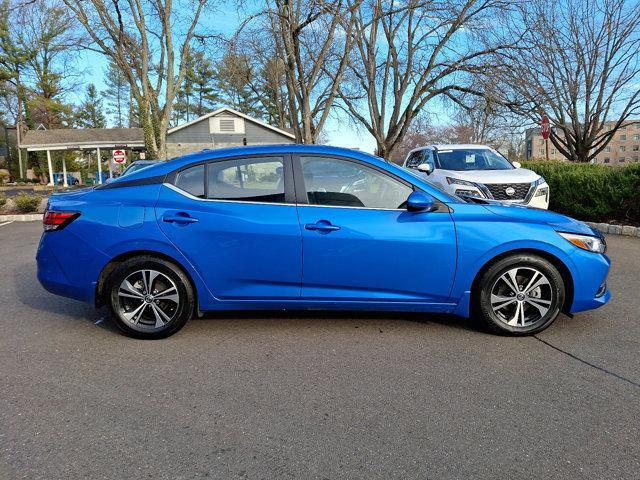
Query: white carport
19,128,145,186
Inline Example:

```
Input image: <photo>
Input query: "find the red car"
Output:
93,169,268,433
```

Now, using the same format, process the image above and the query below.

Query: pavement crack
533,335,640,390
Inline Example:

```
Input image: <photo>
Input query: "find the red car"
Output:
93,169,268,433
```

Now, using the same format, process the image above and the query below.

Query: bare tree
496,0,640,162
63,0,211,158
245,0,361,143
333,0,515,160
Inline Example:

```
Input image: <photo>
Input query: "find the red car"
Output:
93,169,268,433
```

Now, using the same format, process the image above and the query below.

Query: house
166,107,295,157
18,108,296,185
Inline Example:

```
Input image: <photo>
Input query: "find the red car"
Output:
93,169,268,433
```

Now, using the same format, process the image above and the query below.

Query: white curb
0,214,43,222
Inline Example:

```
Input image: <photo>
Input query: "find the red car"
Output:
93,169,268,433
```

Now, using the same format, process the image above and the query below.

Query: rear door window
207,157,286,203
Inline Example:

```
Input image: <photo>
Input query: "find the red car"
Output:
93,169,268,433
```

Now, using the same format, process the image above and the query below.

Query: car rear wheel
475,254,565,335
107,256,194,339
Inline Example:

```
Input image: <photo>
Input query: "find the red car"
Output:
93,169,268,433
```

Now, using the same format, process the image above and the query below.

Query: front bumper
568,249,612,314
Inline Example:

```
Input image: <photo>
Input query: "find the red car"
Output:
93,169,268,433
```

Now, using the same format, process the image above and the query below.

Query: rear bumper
36,232,107,305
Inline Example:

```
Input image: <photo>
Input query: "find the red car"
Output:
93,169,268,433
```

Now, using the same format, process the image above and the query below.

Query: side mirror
417,163,432,174
512,161,521,169
406,191,437,212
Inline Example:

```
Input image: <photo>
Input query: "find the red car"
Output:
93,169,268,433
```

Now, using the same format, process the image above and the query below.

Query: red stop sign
112,149,126,164
541,115,550,140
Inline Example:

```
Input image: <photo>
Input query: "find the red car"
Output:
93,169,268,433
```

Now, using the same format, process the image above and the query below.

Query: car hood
441,168,541,184
483,203,599,236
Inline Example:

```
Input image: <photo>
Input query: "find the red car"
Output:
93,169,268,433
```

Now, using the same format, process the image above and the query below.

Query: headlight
535,187,549,197
455,189,483,198
446,177,476,186
558,232,606,253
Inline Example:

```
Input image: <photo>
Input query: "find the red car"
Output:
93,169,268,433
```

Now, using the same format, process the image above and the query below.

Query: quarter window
300,156,413,209
174,164,205,198
207,157,286,203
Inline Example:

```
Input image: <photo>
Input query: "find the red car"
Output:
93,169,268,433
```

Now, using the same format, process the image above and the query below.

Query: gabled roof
167,107,295,139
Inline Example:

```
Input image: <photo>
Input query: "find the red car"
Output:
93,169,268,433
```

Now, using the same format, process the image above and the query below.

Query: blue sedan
36,145,611,339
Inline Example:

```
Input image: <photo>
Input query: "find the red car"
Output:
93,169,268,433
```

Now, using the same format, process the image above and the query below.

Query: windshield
435,148,513,171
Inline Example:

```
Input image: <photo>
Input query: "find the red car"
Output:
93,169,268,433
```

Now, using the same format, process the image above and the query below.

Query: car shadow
198,309,488,335
14,262,486,337
12,264,120,334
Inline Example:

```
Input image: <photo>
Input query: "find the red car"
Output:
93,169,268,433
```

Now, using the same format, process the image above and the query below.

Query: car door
294,155,457,303
156,155,302,300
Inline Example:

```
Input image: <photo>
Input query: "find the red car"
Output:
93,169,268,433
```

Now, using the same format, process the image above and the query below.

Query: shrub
522,161,640,224
0,193,6,209
14,193,41,213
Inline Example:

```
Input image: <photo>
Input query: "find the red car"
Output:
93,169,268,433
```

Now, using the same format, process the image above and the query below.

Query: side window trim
166,154,296,205
291,154,416,210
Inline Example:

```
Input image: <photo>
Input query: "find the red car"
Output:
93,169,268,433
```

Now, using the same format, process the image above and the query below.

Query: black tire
474,254,565,335
106,256,195,339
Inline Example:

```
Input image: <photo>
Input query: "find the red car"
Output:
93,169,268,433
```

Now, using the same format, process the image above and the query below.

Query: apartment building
525,121,640,165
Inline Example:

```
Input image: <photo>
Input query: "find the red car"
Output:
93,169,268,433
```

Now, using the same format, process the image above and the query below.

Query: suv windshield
434,148,513,171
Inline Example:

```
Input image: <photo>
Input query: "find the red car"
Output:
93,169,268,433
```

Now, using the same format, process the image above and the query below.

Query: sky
68,0,380,153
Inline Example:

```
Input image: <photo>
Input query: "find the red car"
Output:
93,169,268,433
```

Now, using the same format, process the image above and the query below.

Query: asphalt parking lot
1,221,639,479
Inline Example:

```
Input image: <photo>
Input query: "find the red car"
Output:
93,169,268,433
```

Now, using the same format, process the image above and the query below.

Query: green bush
0,193,6,209
14,193,41,213
522,161,640,224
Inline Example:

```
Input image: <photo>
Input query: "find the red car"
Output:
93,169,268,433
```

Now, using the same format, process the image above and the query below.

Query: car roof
407,144,493,155
122,144,387,177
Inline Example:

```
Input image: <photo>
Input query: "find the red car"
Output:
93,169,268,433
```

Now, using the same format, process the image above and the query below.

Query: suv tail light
43,211,80,231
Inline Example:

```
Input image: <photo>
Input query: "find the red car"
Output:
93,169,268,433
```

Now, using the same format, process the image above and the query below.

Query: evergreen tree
76,84,107,128
173,50,219,125
102,61,130,127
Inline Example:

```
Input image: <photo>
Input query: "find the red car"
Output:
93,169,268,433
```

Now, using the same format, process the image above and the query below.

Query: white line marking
0,221,15,227
94,318,104,325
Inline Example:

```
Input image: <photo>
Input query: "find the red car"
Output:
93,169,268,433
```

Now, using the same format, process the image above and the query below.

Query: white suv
403,144,549,209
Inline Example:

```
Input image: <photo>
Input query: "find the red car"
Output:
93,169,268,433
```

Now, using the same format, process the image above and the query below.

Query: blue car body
37,144,610,319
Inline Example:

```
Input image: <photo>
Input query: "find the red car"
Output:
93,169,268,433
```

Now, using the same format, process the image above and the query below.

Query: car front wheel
476,254,565,335
107,256,195,339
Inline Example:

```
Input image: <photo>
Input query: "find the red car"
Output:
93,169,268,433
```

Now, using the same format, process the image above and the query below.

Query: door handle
162,214,198,224
305,221,340,232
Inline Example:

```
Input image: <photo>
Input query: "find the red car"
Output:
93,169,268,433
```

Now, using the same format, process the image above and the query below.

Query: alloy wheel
489,266,554,327
117,269,180,330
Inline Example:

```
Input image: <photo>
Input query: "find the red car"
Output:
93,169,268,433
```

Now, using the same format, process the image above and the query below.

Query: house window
633,134,640,141
603,157,610,163
605,146,611,152
539,149,544,156
620,145,626,152
551,148,556,154
620,134,627,140
633,156,639,162
620,157,626,162
633,145,639,151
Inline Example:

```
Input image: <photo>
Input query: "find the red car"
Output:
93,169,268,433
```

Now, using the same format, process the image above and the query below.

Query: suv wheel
475,254,565,335
107,256,195,339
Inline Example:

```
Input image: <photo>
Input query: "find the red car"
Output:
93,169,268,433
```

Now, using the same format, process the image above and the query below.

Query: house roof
20,128,144,151
167,107,296,139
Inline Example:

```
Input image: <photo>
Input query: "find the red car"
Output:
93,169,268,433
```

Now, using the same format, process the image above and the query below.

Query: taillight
43,211,80,231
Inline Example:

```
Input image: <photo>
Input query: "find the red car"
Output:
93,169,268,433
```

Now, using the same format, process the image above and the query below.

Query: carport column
46,149,54,186
96,147,102,184
62,155,68,187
